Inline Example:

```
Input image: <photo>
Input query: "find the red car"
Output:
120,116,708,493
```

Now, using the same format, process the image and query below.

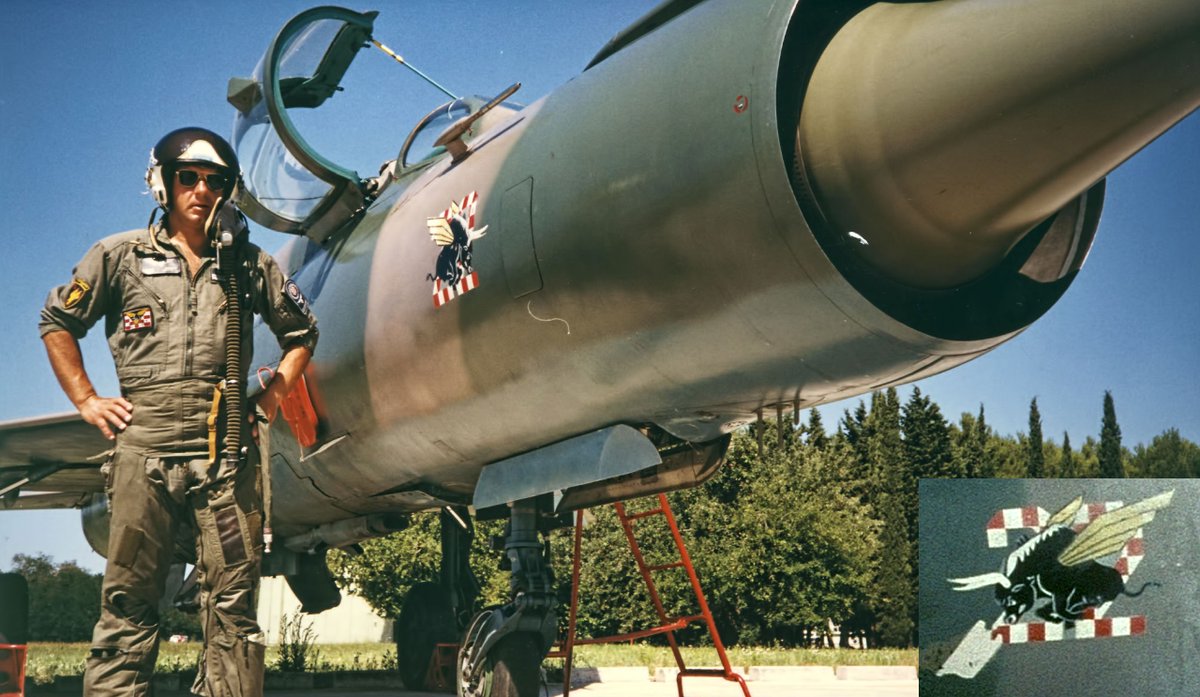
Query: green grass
23,642,915,685
24,642,395,685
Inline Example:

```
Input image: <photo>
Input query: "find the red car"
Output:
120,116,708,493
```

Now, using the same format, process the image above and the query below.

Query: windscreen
232,21,347,225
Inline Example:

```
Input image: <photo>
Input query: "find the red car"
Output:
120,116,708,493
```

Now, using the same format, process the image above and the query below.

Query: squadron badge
122,306,154,332
63,278,91,309
426,192,488,308
937,490,1173,679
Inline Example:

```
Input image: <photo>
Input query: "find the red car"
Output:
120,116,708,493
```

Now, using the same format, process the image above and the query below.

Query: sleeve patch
284,279,309,314
63,278,92,309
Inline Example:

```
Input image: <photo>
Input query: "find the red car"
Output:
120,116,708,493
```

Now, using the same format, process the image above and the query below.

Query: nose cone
799,0,1200,288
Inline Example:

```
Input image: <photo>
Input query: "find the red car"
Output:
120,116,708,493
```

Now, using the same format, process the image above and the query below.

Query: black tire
478,634,543,697
395,582,457,689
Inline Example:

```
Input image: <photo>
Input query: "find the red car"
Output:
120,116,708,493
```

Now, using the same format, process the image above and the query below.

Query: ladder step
623,507,665,521
647,561,686,572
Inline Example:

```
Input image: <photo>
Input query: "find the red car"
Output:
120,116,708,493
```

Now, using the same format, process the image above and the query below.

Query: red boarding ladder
550,493,751,697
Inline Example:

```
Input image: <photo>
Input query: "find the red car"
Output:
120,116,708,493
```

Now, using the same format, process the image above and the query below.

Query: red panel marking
1028,623,1045,642
986,511,1005,529
1126,537,1144,556
1094,618,1112,637
1022,507,1040,528
991,625,1010,642
1131,616,1146,635
1082,608,1095,620
1114,557,1129,576
1088,503,1106,519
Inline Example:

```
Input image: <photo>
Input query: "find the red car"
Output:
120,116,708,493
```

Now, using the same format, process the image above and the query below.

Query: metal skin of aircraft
2,1,1198,695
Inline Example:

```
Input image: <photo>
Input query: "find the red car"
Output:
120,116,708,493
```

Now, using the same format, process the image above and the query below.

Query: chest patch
122,306,154,332
140,256,182,276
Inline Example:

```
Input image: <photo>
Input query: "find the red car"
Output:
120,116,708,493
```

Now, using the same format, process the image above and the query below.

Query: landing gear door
228,7,377,243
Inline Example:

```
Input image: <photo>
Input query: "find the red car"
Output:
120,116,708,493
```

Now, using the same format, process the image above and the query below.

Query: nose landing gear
457,497,558,697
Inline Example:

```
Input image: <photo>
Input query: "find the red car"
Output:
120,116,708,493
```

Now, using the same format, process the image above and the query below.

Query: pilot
38,127,318,696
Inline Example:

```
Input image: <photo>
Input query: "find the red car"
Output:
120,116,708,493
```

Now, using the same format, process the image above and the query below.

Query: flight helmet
145,127,240,209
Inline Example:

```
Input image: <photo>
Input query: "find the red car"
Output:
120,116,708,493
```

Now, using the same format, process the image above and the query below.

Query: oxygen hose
208,198,243,468
218,243,242,465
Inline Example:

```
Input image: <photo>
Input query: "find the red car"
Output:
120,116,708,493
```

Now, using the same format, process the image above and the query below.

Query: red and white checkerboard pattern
440,191,479,229
122,307,153,332
991,608,1146,644
432,270,479,308
983,499,1147,644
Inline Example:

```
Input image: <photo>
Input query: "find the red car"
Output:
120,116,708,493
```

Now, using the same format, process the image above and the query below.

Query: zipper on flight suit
183,258,214,375
120,268,170,317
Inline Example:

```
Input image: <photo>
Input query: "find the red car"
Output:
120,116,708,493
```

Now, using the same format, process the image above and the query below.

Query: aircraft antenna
371,39,459,100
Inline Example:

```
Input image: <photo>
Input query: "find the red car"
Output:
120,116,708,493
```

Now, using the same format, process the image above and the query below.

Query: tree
667,420,879,646
8,553,101,641
902,388,959,481
328,513,508,621
1131,429,1200,478
1098,391,1125,478
807,408,829,450
1060,432,1077,478
1025,398,1045,478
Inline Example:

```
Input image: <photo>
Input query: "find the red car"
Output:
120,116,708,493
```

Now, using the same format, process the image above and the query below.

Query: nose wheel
458,627,543,697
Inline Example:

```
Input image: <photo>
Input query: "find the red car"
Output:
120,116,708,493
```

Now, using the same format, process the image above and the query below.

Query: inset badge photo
919,479,1199,695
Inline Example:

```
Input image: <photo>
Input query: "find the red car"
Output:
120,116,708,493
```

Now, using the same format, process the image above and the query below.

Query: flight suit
40,222,318,696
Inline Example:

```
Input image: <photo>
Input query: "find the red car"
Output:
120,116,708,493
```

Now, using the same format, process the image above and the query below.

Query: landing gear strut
458,496,558,697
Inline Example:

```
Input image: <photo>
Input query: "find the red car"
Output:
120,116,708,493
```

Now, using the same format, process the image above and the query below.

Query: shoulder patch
63,278,92,309
283,279,309,314
122,306,154,332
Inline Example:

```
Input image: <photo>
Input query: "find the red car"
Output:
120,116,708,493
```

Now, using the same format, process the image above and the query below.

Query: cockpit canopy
228,6,521,243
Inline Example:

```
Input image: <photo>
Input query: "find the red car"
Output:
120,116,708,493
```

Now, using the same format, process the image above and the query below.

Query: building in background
257,577,391,644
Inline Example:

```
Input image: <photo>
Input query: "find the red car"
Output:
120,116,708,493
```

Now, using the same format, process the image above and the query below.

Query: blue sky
1,1,1197,574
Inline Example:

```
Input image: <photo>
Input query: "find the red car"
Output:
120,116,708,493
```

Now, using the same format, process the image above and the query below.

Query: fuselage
241,0,1200,535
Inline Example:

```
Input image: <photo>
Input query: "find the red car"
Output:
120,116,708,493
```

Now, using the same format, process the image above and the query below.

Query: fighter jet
2,1,1198,695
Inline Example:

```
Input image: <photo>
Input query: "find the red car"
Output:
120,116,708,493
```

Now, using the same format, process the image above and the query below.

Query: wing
0,411,109,510
1058,490,1175,567
1046,495,1083,528
426,217,455,246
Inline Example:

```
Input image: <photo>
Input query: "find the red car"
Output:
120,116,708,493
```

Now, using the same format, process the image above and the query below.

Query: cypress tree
974,404,998,478
1060,432,1076,478
807,408,829,450
902,388,960,480
1099,391,1125,478
1026,398,1044,478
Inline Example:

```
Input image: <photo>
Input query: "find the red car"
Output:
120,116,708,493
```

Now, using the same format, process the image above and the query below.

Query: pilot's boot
191,458,265,697
84,447,182,696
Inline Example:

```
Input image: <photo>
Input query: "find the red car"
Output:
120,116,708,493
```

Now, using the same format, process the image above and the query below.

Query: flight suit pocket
244,510,263,554
207,502,259,569
111,525,144,569
100,453,116,500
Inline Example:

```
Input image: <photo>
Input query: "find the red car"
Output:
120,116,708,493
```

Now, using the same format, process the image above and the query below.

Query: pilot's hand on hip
79,395,133,441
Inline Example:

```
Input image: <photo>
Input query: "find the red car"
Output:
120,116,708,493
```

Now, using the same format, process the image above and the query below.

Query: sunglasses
175,169,230,192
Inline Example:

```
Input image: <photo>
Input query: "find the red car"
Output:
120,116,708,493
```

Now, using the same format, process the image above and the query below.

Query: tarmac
139,667,917,697
28,666,917,696
229,685,915,697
